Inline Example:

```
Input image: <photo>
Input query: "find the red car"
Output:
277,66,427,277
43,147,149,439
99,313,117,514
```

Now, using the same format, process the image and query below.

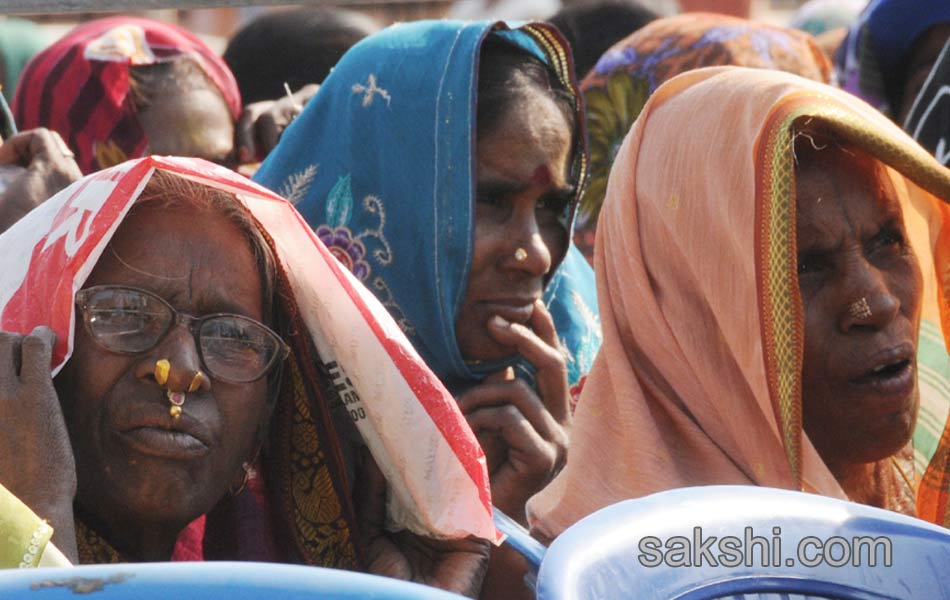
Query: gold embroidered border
522,23,590,204
756,104,805,486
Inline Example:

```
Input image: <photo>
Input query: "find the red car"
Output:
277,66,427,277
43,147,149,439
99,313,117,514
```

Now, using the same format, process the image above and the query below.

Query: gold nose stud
188,370,204,393
155,359,198,419
154,359,170,386
848,297,872,320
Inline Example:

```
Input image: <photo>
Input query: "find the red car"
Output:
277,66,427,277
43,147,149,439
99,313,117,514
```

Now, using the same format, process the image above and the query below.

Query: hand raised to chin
456,299,570,524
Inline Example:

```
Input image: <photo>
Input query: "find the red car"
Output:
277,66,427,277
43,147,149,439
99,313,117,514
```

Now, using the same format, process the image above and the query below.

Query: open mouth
856,359,912,382
850,357,914,399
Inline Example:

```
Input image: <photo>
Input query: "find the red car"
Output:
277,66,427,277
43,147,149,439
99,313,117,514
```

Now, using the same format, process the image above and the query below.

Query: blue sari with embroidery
254,20,601,396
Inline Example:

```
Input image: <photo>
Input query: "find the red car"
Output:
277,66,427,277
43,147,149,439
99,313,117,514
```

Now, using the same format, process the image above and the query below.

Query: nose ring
848,297,872,320
167,391,186,419
188,370,204,393
154,359,170,386
154,359,204,419
514,247,528,262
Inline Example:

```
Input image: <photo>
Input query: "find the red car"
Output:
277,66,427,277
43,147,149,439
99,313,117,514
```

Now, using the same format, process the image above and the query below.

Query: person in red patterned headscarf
13,16,242,174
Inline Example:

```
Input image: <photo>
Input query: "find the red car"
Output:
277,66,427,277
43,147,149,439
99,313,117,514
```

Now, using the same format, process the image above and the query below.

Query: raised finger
0,130,41,165
458,380,561,441
486,315,561,372
464,404,550,465
455,368,515,413
0,129,69,166
456,380,509,414
0,331,23,384
486,315,569,422
528,299,560,351
466,405,559,484
20,326,56,385
526,302,570,417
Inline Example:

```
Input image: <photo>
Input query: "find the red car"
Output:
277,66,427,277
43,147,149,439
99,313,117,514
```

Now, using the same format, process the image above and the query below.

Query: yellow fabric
528,66,950,540
0,483,53,569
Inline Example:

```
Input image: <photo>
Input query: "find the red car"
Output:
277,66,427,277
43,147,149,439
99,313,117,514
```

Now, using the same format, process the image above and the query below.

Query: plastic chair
0,561,467,599
497,486,950,600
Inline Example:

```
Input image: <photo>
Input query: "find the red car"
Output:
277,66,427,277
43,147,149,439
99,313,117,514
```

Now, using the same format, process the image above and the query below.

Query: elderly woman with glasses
0,158,490,596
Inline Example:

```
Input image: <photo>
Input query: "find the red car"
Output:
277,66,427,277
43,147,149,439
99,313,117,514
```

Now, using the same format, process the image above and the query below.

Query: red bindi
531,165,552,187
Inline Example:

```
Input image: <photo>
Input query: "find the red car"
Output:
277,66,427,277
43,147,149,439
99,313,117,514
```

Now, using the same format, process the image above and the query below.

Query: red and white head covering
13,17,241,174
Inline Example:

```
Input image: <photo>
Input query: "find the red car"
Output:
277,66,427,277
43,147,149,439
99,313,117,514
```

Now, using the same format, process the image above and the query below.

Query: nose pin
155,359,170,386
168,391,185,418
848,297,872,320
153,359,205,420
188,371,203,392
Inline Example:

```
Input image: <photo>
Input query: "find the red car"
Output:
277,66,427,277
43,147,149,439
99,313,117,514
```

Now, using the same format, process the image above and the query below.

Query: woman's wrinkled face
55,203,270,533
456,88,573,361
796,147,922,468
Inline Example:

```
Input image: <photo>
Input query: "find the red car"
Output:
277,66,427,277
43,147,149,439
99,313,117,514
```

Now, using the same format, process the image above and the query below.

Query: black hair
549,0,658,78
223,8,379,104
476,33,576,140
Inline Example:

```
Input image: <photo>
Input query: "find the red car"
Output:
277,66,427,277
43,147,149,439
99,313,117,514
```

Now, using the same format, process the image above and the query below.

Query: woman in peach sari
528,66,950,540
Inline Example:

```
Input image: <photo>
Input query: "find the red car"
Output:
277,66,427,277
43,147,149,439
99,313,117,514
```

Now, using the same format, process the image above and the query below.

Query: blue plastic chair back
0,562,467,599
534,485,950,600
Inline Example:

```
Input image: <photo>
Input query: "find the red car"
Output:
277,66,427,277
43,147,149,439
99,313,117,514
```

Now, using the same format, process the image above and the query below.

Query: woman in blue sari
254,20,600,541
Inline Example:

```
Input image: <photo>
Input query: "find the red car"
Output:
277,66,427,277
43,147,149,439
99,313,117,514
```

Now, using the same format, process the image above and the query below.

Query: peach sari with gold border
528,66,950,540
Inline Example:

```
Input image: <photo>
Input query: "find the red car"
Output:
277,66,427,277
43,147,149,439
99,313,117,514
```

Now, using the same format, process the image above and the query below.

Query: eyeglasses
75,285,289,383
